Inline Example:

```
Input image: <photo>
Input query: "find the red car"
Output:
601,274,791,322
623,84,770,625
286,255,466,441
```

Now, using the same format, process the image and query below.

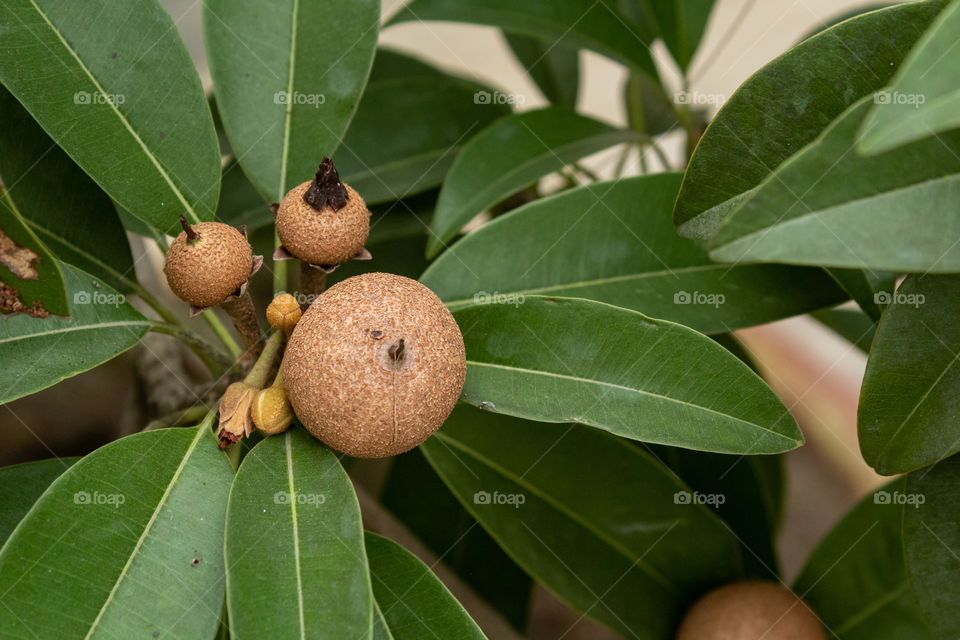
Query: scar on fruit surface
0,226,40,280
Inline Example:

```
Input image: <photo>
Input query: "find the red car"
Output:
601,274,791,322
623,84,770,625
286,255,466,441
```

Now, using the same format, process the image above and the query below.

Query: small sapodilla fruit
275,157,370,267
251,385,294,435
676,581,825,640
164,217,254,309
266,293,302,334
283,272,466,458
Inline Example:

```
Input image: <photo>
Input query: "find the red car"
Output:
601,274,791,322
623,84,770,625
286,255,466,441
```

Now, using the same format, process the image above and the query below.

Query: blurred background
0,0,894,636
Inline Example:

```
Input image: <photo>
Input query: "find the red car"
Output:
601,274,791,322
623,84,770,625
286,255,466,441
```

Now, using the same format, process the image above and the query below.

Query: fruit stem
244,331,285,389
179,214,199,242
299,262,327,310
273,230,288,296
201,309,243,358
303,157,348,211
220,290,264,363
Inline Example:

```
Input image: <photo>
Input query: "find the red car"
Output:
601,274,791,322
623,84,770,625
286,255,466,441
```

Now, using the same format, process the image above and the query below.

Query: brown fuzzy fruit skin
283,272,466,458
164,222,253,308
276,181,370,265
676,581,825,640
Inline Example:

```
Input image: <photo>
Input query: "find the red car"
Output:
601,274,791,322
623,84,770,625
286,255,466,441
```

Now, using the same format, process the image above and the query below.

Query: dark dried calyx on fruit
274,158,372,268
283,273,466,458
164,216,264,360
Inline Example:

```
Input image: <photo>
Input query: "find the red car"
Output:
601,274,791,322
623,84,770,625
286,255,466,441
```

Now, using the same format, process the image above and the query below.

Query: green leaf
0,263,151,404
381,449,532,629
421,406,742,639
336,77,510,205
421,174,847,334
826,268,898,323
859,0,960,154
426,108,641,257
795,478,933,640
673,0,944,239
0,87,136,294
0,424,233,639
203,0,379,201
624,71,679,136
503,33,579,108
0,190,68,316
651,447,784,579
388,0,658,78
366,533,487,639
904,454,960,639
811,308,877,353
859,275,960,475
225,429,373,640
454,296,802,454
649,0,717,71
368,48,446,83
0,0,220,231
214,157,271,230
0,457,77,547
709,97,960,272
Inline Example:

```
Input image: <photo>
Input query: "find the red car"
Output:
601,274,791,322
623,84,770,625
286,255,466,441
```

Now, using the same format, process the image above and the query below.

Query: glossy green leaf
336,77,510,205
422,406,742,639
0,263,151,404
859,275,960,475
827,268,898,323
214,157,271,230
649,0,717,71
504,33,579,108
389,0,657,78
225,429,373,640
797,4,891,43
624,71,679,136
0,190,68,316
0,424,233,639
0,87,136,294
811,308,877,353
421,174,847,334
0,457,77,547
381,449,532,629
0,0,220,231
368,48,446,82
673,1,943,239
859,0,960,154
427,108,641,257
904,454,960,639
204,0,379,201
710,98,960,272
454,296,801,454
366,533,487,639
795,478,932,640
651,446,784,579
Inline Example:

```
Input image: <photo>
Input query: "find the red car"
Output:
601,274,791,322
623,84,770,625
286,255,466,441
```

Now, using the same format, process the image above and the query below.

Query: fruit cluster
162,158,466,457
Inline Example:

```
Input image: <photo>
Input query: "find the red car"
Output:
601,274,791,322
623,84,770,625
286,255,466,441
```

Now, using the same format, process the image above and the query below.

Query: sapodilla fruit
676,581,825,640
163,219,253,308
283,272,466,457
275,158,370,266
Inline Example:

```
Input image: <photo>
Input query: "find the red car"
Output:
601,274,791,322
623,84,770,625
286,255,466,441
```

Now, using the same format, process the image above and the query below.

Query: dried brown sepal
217,381,256,448
352,247,373,261
302,157,348,211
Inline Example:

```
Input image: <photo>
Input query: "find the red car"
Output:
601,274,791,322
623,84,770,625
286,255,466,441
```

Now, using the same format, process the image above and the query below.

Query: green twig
144,405,211,431
150,323,235,378
202,309,243,358
244,331,285,388
273,230,286,295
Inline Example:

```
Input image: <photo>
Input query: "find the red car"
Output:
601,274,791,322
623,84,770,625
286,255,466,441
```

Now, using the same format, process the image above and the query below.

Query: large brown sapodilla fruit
283,272,466,457
676,581,825,640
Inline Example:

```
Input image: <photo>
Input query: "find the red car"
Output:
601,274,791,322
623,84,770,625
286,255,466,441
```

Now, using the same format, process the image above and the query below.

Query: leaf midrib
285,432,307,640
432,430,680,594
277,0,300,201
27,0,200,223
0,320,153,345
84,427,207,639
465,360,795,443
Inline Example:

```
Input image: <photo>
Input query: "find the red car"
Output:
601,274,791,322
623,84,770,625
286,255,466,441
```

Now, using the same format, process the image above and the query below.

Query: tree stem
221,290,264,363
299,262,328,309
